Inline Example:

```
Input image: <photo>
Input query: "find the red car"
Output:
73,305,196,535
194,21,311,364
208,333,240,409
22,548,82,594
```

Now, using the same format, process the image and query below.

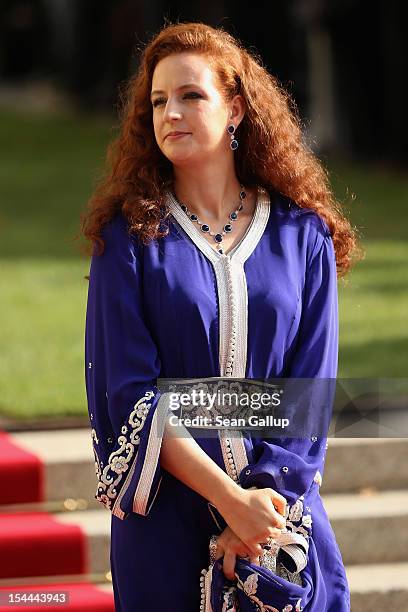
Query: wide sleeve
239,227,338,550
84,214,171,520
285,225,339,379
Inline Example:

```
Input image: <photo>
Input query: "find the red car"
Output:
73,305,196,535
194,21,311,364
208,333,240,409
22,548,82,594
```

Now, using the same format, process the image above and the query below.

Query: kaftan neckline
166,186,271,265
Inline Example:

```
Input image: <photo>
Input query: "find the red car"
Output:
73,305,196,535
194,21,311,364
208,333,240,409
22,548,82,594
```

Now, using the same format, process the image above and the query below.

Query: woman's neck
172,160,245,223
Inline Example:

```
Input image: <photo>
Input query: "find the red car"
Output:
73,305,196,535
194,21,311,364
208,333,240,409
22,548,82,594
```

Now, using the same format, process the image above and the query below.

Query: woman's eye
183,91,202,99
152,92,202,108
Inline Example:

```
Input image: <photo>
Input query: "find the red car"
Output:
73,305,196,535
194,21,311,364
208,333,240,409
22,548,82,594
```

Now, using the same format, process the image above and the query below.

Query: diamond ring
261,536,275,549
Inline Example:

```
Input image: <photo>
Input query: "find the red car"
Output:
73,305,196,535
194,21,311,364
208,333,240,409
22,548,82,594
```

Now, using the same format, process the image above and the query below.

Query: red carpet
0,583,114,611
0,430,113,611
0,513,87,579
0,432,44,505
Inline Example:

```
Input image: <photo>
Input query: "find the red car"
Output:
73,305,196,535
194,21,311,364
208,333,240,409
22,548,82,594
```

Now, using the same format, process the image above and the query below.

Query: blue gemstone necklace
176,185,246,254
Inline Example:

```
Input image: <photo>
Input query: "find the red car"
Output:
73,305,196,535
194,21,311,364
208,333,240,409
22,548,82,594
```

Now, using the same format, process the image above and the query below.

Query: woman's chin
165,151,199,166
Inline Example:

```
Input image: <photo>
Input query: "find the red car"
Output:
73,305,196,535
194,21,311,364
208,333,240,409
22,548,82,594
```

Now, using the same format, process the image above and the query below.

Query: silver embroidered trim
92,390,155,519
200,525,307,612
228,427,250,484
285,496,313,542
167,187,271,483
166,185,270,267
200,566,215,612
219,430,238,482
236,571,303,611
132,393,171,515
313,470,322,487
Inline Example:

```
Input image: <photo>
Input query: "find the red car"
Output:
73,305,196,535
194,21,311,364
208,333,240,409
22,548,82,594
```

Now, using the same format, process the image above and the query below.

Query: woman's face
151,52,242,166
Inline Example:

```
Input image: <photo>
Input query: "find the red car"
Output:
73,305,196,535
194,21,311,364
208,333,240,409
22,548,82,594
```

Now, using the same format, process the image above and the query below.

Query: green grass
338,240,407,377
0,110,407,418
0,259,89,417
0,110,117,259
327,157,408,378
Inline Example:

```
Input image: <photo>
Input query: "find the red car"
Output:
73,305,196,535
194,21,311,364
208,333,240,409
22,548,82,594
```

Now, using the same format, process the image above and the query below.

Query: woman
81,21,361,612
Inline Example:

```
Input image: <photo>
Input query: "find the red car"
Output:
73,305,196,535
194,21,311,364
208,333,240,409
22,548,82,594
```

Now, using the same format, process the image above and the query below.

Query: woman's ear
229,94,246,127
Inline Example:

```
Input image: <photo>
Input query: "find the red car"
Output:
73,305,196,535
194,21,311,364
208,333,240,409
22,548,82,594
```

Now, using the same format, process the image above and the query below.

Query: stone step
4,487,405,580
0,580,114,611
2,501,407,607
2,565,408,610
0,509,111,580
322,437,408,493
9,430,408,504
55,510,111,576
323,489,408,565
11,429,97,506
0,574,111,588
63,488,406,569
347,562,408,610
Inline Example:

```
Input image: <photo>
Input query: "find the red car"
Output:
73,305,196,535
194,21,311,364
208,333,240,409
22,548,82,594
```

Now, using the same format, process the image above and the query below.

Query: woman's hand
216,486,287,558
214,526,260,581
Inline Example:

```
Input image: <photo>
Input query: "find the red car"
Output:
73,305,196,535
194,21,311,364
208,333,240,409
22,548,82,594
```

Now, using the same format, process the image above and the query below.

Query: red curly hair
79,21,363,277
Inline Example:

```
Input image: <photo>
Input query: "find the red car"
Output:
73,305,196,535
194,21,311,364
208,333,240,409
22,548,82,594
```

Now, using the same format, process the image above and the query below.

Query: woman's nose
163,100,183,121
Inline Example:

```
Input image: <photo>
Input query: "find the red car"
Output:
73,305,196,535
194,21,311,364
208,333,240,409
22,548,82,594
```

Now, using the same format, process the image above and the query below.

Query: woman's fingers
269,489,287,516
271,513,286,530
222,549,237,581
214,541,223,561
214,527,265,581
254,542,264,556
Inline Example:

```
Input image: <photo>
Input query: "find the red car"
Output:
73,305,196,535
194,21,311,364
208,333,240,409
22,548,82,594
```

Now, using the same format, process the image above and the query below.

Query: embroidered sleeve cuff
112,392,171,519
92,389,171,520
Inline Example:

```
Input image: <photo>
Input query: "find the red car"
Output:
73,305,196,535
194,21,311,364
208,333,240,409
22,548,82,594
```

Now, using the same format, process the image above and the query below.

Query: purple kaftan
84,186,350,611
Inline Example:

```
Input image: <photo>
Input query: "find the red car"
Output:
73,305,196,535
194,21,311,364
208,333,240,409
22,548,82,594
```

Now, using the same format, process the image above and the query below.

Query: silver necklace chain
175,185,246,254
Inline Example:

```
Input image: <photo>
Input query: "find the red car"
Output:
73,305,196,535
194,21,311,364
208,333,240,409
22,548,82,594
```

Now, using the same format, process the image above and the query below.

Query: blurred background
0,3,407,609
0,0,407,419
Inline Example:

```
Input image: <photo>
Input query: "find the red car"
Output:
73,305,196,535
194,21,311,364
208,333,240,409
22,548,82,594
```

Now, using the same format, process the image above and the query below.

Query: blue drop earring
227,124,238,150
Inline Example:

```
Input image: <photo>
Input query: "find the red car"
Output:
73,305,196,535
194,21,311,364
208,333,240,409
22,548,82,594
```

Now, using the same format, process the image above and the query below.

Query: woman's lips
165,132,191,140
